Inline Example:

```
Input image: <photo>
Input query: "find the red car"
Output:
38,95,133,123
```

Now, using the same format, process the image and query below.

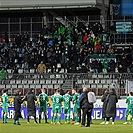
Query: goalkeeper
63,90,72,123
38,88,48,123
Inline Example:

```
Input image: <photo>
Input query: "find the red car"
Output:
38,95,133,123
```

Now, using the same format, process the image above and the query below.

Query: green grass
0,120,133,133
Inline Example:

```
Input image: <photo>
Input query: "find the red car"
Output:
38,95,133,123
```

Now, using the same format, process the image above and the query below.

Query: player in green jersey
63,90,72,123
51,90,57,123
123,92,133,124
72,88,80,125
53,89,63,124
1,89,8,124
38,88,48,123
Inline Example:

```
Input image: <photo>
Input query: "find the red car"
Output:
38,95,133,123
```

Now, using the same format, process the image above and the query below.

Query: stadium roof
0,0,109,10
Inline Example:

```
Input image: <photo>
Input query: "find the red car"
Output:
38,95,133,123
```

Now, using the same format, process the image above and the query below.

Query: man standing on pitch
80,87,93,127
14,90,24,125
53,89,63,124
2,89,8,124
24,89,38,124
63,90,72,123
38,88,48,123
72,88,80,125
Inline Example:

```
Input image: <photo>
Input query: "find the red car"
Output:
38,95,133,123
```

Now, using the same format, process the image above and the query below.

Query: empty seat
48,85,53,88
23,85,29,88
30,69,35,73
28,80,34,84
30,84,35,88
52,80,57,84
34,80,40,84
90,84,97,88
56,74,61,79
35,84,41,89
58,80,64,84
46,80,51,84
6,84,11,88
18,69,24,74
77,80,82,84
42,85,47,88
11,84,17,88
54,84,60,89
97,84,102,88
89,80,93,84
0,84,5,89
18,84,23,88
7,69,12,73
95,79,99,84
40,80,45,84
16,80,22,84
10,80,16,84
101,80,106,83
22,80,28,84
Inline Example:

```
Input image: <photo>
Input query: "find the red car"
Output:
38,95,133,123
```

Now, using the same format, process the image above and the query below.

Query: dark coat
25,91,37,117
106,92,118,118
101,92,109,118
80,91,93,109
14,94,23,119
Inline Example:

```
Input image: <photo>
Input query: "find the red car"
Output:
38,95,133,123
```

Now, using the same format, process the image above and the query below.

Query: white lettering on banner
116,110,125,119
8,110,14,119
21,110,25,118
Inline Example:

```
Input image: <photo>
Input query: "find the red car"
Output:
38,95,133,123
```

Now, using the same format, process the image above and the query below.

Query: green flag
116,22,132,33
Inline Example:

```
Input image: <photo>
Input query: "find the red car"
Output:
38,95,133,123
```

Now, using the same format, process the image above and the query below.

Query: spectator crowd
0,22,133,76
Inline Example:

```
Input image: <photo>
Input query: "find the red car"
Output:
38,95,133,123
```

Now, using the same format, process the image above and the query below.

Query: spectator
83,33,88,44
102,58,109,73
91,58,99,73
0,67,7,80
94,43,102,54
129,61,133,73
109,59,116,73
22,62,29,74
107,45,114,55
37,61,46,76
119,56,128,73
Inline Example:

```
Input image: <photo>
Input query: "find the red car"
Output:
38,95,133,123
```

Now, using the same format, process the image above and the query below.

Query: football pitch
0,120,133,133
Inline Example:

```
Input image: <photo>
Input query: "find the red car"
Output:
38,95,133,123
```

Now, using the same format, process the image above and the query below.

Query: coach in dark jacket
14,90,23,125
100,89,109,124
80,87,93,127
24,89,38,124
105,89,118,124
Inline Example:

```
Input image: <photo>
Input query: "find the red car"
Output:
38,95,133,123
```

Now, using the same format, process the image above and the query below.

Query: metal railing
0,73,132,97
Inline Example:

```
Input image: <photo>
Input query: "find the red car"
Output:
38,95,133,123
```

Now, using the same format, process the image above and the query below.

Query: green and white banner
116,22,132,33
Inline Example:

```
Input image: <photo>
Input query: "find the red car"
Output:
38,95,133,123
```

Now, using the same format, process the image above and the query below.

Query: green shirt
72,93,80,107
63,94,72,108
126,96,133,109
2,93,8,106
39,93,48,107
0,70,7,80
51,94,56,108
102,60,109,69
54,94,63,107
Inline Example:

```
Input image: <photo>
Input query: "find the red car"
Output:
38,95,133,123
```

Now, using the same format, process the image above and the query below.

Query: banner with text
0,108,126,120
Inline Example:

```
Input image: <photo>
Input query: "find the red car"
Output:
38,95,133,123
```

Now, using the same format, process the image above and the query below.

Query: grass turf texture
0,120,133,133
